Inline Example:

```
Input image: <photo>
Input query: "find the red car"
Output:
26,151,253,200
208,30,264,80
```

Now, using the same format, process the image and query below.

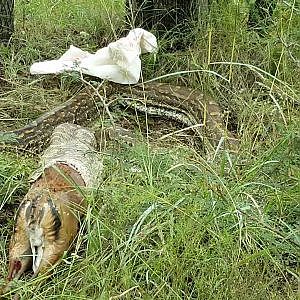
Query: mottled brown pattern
116,83,237,148
0,83,238,151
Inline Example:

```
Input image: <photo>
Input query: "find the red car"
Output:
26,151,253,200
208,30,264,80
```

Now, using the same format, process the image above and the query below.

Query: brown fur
7,163,86,282
31,163,86,207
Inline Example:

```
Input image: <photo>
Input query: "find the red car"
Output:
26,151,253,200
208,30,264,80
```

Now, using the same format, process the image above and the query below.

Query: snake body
0,83,237,151
116,83,234,145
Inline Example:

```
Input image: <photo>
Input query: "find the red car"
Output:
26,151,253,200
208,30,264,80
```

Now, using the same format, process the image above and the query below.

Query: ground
0,0,299,299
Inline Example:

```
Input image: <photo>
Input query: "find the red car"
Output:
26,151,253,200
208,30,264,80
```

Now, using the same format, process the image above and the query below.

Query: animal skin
0,83,238,152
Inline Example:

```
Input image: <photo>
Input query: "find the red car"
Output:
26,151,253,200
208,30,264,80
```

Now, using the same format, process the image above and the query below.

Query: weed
0,0,299,299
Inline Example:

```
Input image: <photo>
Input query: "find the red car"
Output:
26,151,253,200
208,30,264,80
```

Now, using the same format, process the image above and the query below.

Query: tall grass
0,0,299,299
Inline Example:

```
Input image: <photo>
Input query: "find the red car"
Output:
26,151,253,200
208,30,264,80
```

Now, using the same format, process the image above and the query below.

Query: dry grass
0,0,299,299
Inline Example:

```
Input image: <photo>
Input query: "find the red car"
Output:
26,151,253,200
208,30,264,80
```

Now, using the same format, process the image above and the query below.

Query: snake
0,82,238,152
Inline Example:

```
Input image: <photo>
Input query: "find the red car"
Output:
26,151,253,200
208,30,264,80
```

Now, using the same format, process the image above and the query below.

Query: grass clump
0,0,299,299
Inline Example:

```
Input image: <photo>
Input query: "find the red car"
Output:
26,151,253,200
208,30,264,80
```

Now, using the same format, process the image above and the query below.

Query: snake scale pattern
0,82,238,151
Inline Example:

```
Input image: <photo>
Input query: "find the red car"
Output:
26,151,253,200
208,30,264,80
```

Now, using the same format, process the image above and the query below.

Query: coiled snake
0,82,238,152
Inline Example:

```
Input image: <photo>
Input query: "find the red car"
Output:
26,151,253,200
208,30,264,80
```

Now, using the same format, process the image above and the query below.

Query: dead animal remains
1,123,102,295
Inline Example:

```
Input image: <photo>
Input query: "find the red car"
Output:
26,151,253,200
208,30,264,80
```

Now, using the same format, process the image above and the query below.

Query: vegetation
0,0,299,299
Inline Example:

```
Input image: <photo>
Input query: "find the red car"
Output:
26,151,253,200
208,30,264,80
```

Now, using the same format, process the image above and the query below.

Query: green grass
0,0,299,299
